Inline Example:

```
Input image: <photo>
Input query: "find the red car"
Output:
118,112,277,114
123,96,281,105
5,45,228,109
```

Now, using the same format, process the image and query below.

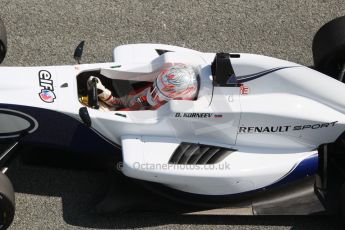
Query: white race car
1,16,345,228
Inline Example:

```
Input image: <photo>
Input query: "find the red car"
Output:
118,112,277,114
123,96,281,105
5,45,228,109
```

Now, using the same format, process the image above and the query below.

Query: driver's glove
87,76,112,101
87,76,123,107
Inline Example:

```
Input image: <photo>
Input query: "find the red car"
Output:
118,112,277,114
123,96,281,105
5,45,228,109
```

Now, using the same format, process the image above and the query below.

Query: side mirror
73,41,85,64
0,18,7,64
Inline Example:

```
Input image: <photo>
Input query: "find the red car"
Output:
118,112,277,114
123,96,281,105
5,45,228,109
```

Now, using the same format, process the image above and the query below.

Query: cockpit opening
77,64,200,112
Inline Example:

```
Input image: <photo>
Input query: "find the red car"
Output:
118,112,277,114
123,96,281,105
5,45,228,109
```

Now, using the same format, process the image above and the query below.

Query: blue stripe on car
236,66,297,83
268,152,318,188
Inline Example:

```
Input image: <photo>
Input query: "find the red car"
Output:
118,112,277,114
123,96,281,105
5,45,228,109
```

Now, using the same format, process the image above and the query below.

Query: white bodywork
1,43,344,195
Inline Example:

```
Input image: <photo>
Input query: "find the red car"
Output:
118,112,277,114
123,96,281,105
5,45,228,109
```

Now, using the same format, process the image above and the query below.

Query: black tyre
312,16,345,78
0,18,6,64
341,183,345,226
0,173,15,230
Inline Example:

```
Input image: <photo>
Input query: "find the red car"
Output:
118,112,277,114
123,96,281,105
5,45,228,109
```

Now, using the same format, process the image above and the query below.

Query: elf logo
38,70,56,103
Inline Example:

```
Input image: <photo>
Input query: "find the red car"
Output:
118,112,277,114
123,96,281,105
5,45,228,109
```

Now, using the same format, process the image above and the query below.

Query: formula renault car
1,16,345,228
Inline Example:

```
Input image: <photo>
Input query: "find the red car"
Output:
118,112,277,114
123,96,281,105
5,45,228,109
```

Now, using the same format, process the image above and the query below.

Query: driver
87,64,198,111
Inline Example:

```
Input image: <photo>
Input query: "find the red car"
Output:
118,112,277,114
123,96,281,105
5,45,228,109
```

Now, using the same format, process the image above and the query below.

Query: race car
1,16,345,228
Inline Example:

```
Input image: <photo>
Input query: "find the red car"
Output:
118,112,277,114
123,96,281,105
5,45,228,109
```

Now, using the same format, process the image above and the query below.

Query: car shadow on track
6,147,343,230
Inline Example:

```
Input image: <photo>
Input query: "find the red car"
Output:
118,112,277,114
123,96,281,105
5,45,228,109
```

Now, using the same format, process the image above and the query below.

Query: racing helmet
147,64,198,106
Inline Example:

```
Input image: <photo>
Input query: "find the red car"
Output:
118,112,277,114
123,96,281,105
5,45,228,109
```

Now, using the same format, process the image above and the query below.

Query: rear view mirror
74,41,85,64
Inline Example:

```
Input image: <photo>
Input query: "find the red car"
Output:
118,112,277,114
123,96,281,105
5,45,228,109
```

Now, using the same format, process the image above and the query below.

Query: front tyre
0,173,15,230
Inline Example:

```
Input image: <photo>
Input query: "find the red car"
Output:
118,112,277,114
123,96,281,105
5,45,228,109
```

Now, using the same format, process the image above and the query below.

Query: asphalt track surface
0,0,345,229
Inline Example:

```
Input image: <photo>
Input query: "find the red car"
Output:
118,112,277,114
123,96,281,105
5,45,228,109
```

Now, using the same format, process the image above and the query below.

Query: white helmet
147,64,198,106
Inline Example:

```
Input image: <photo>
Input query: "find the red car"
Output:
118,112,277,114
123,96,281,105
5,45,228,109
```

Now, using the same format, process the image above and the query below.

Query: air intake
169,142,235,165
